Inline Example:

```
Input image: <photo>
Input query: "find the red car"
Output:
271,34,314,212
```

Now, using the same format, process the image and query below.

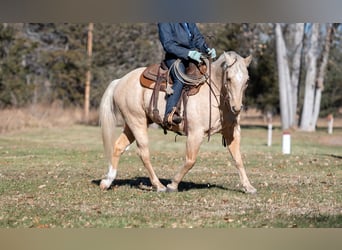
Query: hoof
244,186,257,194
139,182,166,192
156,186,167,192
99,179,111,190
166,184,178,192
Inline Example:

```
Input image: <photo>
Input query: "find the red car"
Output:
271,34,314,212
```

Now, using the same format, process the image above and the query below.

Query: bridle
206,56,238,105
206,55,238,141
221,57,239,107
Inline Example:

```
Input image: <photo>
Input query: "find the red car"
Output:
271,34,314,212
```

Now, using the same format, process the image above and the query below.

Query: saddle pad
140,64,169,92
143,64,168,81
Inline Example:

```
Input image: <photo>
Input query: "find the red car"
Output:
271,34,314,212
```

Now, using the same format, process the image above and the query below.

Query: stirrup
164,107,182,126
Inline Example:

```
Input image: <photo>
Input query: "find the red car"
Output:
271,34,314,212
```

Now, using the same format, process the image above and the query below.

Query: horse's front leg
167,131,203,192
224,125,257,194
133,124,167,192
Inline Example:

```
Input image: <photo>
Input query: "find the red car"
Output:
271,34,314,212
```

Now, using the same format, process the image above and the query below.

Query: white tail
99,79,121,165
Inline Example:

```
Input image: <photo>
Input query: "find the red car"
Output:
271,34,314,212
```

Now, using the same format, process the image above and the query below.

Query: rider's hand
188,50,202,63
207,48,216,59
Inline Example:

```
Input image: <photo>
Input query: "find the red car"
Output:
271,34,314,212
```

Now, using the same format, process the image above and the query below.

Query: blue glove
188,50,202,63
207,48,216,59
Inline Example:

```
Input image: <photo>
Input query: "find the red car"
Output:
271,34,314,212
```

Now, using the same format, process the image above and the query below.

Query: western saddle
140,61,207,134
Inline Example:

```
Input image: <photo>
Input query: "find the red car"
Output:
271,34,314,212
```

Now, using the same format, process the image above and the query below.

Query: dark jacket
158,23,209,62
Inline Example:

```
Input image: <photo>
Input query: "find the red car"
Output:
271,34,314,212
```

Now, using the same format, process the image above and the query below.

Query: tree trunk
289,23,305,127
300,23,320,131
275,23,305,129
311,24,334,128
275,23,292,130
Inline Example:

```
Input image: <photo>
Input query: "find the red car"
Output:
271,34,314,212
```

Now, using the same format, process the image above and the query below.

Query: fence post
282,131,291,154
327,114,334,134
267,111,272,147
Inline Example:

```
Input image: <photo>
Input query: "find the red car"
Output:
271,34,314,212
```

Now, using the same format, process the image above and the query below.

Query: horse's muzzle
231,105,243,114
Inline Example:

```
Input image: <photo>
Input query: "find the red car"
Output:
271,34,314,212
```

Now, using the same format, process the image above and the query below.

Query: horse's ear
244,55,252,67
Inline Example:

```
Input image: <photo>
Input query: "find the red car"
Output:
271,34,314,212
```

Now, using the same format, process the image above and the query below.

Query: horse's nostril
232,105,243,113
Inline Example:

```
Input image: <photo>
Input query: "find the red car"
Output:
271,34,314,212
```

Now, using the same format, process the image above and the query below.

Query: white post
282,131,291,154
327,114,334,134
267,112,273,147
267,124,272,147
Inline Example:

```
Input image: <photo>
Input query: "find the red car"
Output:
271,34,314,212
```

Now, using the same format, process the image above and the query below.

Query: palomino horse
99,51,257,194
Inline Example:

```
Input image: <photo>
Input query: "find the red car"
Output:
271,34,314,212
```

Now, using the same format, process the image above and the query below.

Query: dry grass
1,105,341,135
0,103,99,133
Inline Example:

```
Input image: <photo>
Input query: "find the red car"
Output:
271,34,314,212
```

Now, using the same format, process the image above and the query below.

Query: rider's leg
164,60,186,125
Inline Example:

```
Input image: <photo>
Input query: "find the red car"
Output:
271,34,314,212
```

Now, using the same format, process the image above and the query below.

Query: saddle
139,61,207,134
140,62,206,96
140,61,207,134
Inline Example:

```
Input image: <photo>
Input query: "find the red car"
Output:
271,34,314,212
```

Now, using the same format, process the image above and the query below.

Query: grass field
0,124,341,228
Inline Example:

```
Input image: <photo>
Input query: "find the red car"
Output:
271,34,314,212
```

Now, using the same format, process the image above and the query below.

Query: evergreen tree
24,23,88,106
247,38,278,113
0,24,37,107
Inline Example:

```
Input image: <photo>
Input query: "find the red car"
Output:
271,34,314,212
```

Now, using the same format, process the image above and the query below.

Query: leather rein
221,57,238,105
205,56,238,141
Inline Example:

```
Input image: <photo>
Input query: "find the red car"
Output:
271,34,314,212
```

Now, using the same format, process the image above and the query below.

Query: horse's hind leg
100,125,135,190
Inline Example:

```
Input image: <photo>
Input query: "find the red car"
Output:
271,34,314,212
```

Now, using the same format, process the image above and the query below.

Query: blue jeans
164,59,186,116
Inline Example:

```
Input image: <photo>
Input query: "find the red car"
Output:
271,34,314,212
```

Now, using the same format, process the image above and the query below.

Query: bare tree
289,23,305,126
311,24,334,129
300,23,332,131
275,23,304,130
275,23,291,129
276,23,335,132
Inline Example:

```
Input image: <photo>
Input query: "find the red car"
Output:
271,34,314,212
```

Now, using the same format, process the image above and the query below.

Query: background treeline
0,23,341,118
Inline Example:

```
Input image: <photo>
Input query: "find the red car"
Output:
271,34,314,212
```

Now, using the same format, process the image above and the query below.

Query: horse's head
220,51,252,115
